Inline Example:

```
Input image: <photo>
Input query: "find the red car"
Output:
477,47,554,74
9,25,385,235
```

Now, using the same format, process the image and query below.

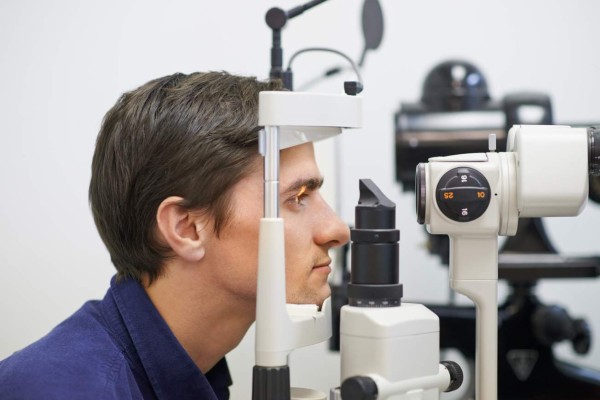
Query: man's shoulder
0,301,142,399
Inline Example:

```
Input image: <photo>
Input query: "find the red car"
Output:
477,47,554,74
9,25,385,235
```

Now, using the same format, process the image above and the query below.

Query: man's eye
290,185,308,207
294,193,308,205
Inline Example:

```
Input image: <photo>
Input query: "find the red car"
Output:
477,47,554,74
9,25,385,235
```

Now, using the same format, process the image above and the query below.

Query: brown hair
89,71,282,283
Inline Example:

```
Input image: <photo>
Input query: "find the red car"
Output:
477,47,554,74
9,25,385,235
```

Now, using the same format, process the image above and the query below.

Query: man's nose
314,203,350,248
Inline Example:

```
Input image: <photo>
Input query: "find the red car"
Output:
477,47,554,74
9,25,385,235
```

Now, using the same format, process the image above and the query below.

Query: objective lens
416,163,427,224
589,127,600,176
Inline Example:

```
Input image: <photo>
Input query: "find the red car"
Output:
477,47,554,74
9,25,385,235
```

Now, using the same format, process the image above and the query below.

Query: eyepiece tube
348,179,403,307
589,127,600,176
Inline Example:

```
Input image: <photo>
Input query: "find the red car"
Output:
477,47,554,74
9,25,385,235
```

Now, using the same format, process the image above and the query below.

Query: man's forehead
278,143,321,185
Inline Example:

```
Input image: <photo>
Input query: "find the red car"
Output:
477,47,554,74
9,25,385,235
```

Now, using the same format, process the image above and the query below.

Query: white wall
1,1,599,398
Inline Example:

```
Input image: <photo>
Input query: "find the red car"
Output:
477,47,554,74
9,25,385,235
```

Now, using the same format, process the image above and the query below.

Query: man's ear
156,196,209,262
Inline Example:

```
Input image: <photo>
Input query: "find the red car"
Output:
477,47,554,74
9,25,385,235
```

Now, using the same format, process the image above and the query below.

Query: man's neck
143,265,255,373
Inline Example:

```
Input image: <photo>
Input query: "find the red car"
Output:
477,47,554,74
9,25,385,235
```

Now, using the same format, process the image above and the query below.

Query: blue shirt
0,276,232,399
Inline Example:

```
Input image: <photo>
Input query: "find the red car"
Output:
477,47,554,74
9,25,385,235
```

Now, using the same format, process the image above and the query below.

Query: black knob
441,361,464,392
532,305,591,355
532,305,573,346
265,7,287,29
341,376,378,400
572,318,592,355
344,81,364,96
436,167,491,222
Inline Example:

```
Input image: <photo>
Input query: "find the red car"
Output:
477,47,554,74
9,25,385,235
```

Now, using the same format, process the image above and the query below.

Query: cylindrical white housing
507,125,588,217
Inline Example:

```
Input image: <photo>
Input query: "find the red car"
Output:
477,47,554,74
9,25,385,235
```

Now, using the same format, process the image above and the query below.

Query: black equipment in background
395,59,600,203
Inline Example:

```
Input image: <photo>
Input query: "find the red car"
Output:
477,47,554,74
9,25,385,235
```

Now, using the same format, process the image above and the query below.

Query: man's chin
315,285,331,308
287,284,331,307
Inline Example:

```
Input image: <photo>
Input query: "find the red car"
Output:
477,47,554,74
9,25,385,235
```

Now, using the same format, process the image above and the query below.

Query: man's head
90,71,350,306
89,71,282,283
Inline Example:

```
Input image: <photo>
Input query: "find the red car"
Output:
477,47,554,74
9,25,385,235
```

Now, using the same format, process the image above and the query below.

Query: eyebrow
282,177,324,194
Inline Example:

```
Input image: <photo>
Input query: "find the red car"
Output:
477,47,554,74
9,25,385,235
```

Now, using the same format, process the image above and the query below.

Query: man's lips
313,259,332,270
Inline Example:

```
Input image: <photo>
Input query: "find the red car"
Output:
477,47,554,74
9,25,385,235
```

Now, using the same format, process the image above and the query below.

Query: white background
1,1,599,398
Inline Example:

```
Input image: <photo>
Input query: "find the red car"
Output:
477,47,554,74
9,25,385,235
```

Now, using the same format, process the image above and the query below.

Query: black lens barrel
349,179,403,307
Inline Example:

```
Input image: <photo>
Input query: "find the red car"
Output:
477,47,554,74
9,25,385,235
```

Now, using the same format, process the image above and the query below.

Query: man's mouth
312,259,332,272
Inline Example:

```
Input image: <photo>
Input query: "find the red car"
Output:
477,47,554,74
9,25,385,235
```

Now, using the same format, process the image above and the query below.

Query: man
0,71,350,399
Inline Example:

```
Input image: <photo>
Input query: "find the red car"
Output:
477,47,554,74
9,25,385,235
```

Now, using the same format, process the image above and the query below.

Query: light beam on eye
298,185,307,197
295,185,308,203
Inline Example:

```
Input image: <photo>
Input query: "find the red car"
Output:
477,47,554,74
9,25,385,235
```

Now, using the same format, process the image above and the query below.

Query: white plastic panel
258,91,362,128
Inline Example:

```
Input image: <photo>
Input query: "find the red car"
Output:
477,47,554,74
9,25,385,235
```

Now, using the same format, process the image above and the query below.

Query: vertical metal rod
263,125,280,218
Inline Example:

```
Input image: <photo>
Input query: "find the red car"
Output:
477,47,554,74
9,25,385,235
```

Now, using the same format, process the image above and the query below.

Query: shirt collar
106,276,227,399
